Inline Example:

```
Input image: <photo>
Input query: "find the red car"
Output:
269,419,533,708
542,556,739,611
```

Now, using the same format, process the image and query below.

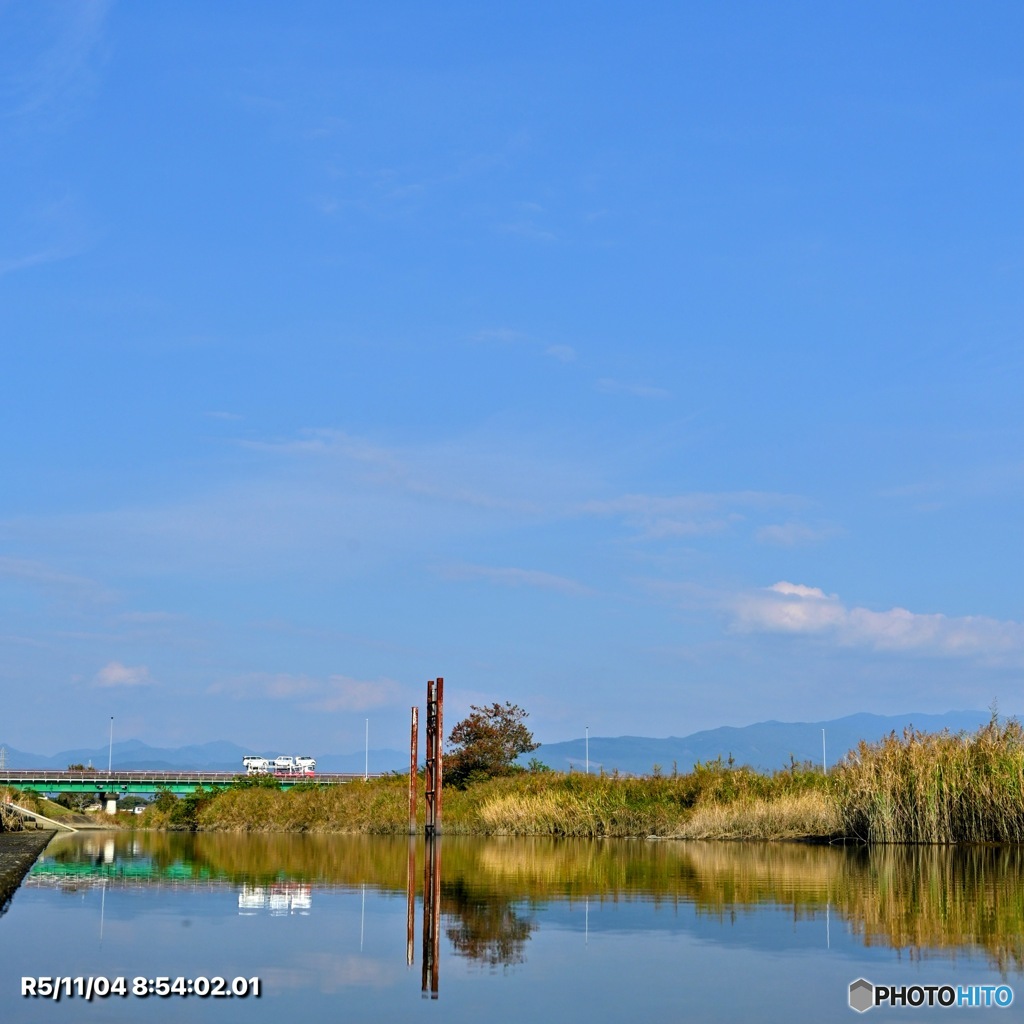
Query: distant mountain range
532,710,1003,775
0,709,1006,777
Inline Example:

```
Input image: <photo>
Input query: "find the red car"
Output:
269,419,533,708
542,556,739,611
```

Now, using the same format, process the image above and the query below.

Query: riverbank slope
0,831,55,916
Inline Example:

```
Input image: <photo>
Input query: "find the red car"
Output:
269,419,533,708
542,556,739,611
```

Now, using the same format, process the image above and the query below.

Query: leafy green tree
445,702,540,788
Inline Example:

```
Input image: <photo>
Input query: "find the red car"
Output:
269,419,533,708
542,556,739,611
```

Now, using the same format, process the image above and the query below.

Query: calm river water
3,832,1023,1022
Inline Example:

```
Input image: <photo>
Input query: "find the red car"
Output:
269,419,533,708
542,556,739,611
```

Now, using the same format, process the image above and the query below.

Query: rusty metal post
409,706,419,834
424,676,444,836
434,677,443,836
424,680,435,835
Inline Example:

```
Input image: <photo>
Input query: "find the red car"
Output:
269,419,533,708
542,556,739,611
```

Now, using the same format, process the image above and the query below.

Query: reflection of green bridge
30,860,216,882
0,769,370,813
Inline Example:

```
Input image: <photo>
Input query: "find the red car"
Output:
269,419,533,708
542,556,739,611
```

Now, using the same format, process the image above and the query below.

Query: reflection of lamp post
108,717,114,774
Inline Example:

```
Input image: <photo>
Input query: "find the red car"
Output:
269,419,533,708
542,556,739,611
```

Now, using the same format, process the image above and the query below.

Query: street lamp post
108,717,114,774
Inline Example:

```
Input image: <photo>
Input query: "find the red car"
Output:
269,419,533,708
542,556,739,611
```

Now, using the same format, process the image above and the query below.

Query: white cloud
732,582,1024,661
94,661,153,687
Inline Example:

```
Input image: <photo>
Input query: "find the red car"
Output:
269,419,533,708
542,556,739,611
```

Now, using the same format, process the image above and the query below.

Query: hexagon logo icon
849,978,874,1013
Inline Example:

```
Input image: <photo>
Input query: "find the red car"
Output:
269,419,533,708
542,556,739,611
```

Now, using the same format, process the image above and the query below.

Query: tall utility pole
108,717,114,773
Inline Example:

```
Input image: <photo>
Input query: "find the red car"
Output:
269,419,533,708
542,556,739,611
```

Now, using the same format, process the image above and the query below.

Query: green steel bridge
0,769,373,812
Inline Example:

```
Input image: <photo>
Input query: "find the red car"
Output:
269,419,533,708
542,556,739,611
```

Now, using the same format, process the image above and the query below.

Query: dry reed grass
671,791,841,840
834,717,1024,843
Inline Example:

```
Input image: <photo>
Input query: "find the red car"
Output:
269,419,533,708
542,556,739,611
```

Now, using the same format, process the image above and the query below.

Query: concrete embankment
0,831,55,917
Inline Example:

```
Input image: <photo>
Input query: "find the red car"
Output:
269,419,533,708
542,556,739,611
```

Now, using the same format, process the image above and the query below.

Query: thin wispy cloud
497,221,557,243
440,563,592,597
1,191,95,278
2,0,111,121
471,327,528,345
308,675,403,713
732,582,1024,662
545,344,577,363
0,556,110,603
583,491,801,541
595,378,671,399
0,248,71,278
208,671,405,713
241,427,552,515
756,522,842,547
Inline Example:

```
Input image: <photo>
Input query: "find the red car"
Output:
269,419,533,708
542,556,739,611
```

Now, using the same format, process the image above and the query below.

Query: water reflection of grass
109,832,1024,973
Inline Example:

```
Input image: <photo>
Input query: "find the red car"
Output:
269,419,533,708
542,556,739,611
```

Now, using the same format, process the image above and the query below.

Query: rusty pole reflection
406,835,416,967
421,833,441,998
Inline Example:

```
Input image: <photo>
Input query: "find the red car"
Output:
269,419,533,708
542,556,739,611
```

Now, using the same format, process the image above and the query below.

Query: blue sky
2,2,1021,757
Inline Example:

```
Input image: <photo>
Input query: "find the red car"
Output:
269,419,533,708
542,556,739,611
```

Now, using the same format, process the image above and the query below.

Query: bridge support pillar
102,793,118,815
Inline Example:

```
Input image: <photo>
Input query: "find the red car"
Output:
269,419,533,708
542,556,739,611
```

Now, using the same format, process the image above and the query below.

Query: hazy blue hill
532,710,999,775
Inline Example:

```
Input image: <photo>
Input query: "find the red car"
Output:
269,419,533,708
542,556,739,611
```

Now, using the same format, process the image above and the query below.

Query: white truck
242,754,316,775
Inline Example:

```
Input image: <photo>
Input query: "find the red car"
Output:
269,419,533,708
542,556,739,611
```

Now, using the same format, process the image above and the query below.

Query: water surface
4,832,1022,1022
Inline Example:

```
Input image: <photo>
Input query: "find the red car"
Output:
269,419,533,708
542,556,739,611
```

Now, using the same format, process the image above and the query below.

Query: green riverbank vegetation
128,717,1024,843
134,761,837,838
